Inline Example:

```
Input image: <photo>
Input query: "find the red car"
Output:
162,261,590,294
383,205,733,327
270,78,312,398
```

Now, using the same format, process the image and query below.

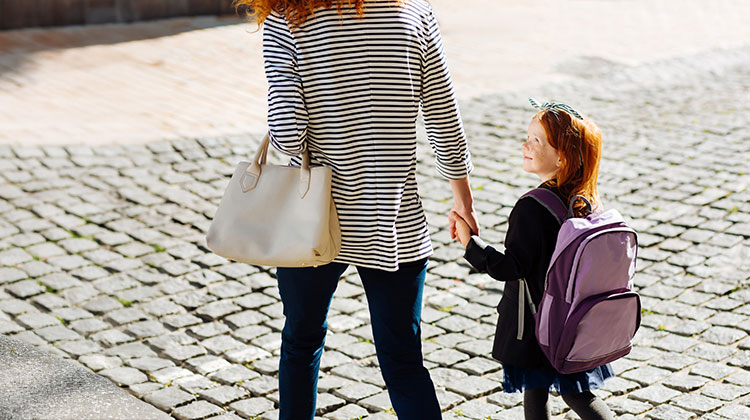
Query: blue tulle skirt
502,363,614,396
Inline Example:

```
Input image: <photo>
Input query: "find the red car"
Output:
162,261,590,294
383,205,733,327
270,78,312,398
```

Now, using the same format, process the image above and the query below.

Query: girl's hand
450,211,472,248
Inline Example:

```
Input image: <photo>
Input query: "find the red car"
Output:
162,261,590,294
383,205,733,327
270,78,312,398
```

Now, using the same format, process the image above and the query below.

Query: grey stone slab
126,357,176,373
357,391,391,412
630,384,683,405
644,404,697,420
700,383,749,401
144,386,196,411
0,335,170,420
209,365,261,385
186,355,232,375
445,376,501,399
453,399,502,419
173,374,219,394
172,400,224,420
325,404,368,420
331,382,382,403
672,393,723,414
239,375,278,396
164,345,208,362
78,354,123,372
99,366,148,386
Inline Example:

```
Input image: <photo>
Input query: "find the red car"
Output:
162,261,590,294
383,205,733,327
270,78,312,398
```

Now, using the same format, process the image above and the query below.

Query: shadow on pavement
0,15,247,77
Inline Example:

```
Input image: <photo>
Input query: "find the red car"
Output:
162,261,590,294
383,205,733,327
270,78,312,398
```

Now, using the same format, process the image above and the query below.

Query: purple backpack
518,188,641,374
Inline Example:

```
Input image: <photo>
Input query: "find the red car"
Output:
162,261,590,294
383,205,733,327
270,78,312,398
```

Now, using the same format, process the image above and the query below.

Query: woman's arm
420,7,473,181
263,15,308,156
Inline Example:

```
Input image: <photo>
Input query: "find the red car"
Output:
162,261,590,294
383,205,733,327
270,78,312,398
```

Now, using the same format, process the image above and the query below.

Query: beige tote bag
207,134,341,267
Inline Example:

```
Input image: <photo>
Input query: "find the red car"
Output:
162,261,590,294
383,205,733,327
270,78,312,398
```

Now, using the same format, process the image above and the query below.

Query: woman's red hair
536,110,602,217
233,0,399,28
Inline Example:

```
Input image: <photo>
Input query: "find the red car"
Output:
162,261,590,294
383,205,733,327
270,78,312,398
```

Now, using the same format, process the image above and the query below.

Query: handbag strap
241,133,312,198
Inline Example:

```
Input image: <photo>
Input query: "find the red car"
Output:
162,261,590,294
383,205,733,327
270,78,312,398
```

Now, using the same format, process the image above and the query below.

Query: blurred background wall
0,0,240,29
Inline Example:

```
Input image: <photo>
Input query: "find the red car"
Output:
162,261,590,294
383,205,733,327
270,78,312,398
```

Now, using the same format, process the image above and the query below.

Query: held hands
450,210,473,248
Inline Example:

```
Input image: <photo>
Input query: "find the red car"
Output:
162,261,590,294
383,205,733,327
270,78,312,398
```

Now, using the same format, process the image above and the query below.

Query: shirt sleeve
463,198,547,282
420,7,473,180
263,14,308,156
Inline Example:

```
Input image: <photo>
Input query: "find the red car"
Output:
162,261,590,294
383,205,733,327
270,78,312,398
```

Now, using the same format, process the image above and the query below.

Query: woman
234,1,478,418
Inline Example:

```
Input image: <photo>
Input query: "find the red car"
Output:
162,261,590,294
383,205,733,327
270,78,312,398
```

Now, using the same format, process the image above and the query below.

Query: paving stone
700,383,749,401
621,366,675,386
608,398,653,416
78,354,123,371
186,355,233,375
163,313,204,329
5,280,46,298
663,374,711,392
91,329,135,346
81,297,125,316
687,343,737,362
164,345,208,362
487,391,523,408
105,307,149,325
672,393,723,414
445,376,501,399
35,325,82,342
714,404,750,420
172,400,224,420
630,384,682,405
454,357,502,375
209,365,261,385
126,357,176,373
325,404,368,420
150,367,195,385
104,342,157,359
240,376,279,396
99,366,148,386
15,312,61,329
173,374,219,394
644,404,697,420
453,399,502,419
700,326,747,345
200,385,249,406
227,397,276,418
331,382,382,403
125,320,168,339
195,300,242,320
55,339,102,356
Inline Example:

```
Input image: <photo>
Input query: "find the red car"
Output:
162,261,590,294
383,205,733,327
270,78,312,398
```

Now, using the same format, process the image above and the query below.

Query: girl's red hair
536,110,602,217
233,0,397,28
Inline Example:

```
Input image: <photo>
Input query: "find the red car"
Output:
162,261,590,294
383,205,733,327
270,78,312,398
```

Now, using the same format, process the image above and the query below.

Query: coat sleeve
420,7,473,180
463,198,549,282
263,14,308,156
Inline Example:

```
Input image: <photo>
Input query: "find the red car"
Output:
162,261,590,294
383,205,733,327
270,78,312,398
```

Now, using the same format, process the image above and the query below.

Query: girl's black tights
523,388,615,420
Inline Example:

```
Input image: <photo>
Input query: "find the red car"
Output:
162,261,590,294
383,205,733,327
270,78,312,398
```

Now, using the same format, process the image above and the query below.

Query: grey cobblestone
0,41,747,420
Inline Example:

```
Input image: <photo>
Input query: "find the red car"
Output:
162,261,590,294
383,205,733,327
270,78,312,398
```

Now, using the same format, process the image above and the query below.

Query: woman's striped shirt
263,0,472,271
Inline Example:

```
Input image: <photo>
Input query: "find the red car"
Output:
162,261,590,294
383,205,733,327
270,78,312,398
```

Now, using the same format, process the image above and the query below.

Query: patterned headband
529,98,584,121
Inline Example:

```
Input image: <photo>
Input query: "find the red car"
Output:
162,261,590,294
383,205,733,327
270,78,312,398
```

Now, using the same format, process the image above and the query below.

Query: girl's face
522,117,560,182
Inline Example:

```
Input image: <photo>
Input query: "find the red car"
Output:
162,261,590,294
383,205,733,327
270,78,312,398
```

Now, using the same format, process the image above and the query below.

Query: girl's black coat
463,186,562,368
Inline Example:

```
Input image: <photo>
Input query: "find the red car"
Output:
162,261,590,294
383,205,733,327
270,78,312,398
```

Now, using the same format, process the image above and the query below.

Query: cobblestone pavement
1,45,750,419
2,0,750,146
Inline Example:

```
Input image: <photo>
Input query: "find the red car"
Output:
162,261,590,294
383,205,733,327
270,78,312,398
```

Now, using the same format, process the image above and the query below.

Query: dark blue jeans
276,258,441,420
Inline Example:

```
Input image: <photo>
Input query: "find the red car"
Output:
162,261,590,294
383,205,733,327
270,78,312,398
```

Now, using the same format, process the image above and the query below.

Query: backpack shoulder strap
521,188,568,225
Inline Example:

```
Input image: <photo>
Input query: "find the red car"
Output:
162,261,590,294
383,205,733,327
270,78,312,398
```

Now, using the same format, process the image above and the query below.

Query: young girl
451,99,615,420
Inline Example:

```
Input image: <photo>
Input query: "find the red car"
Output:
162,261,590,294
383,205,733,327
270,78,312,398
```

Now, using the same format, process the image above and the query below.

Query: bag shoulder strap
515,188,564,341
521,188,568,225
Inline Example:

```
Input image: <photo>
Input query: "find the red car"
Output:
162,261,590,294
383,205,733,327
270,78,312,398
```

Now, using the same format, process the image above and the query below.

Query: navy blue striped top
263,0,472,271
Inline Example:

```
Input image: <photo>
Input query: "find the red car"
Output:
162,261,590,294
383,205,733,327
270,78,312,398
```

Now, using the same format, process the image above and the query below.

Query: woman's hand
449,177,479,239
450,211,472,248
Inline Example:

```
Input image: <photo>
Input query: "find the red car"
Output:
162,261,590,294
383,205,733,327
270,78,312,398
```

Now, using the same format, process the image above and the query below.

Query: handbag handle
240,133,312,198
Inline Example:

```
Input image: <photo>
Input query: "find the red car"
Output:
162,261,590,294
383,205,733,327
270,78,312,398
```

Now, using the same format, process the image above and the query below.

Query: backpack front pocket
561,291,641,371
